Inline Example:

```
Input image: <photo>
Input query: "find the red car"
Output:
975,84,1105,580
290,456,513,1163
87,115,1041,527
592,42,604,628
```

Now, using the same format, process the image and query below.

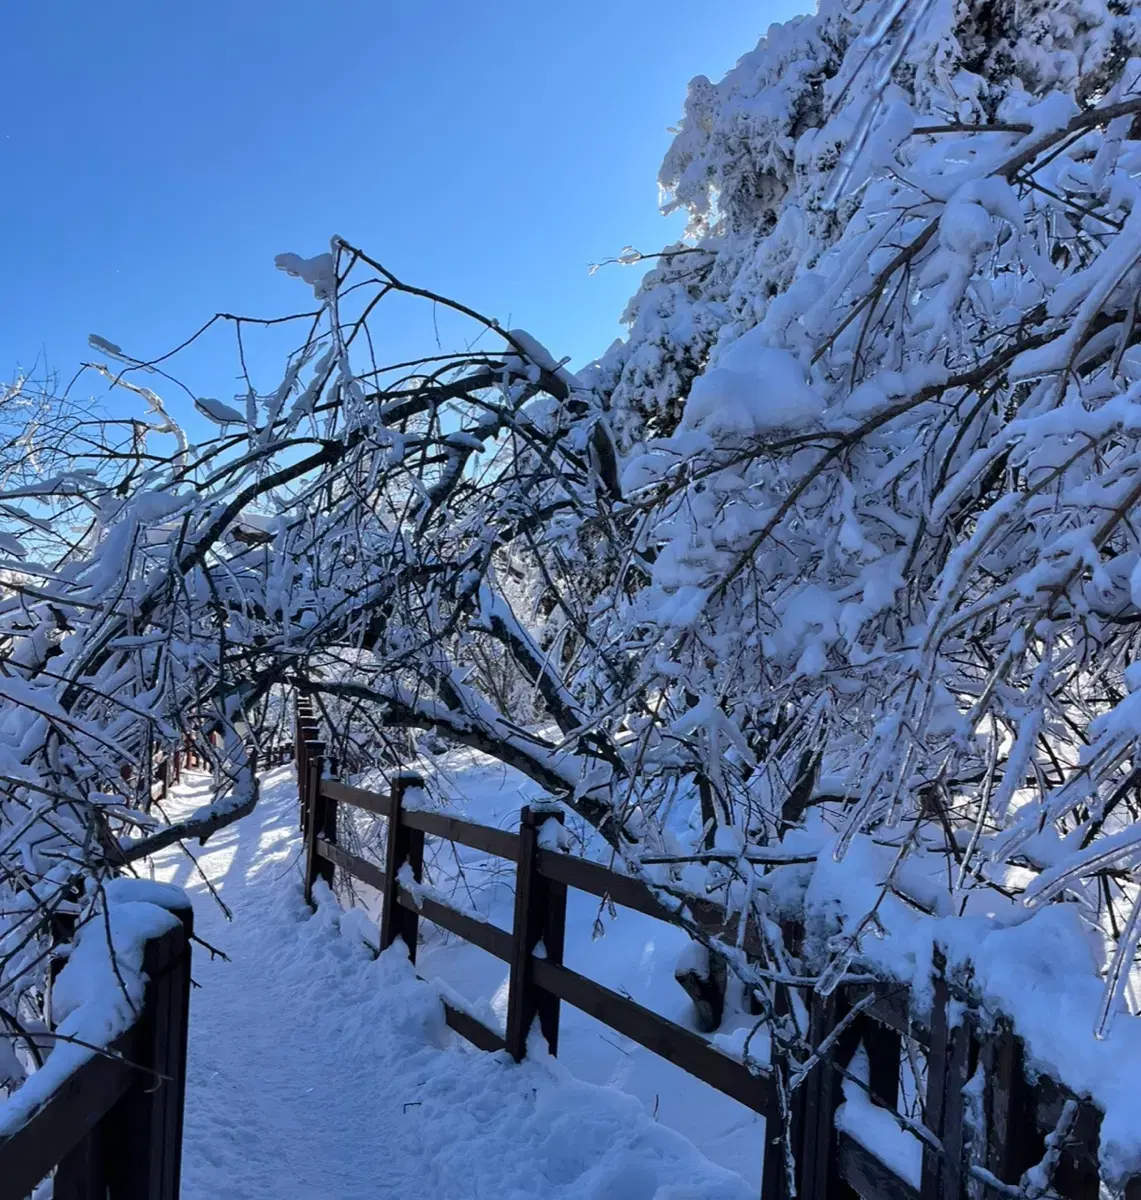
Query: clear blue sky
1,1,806,432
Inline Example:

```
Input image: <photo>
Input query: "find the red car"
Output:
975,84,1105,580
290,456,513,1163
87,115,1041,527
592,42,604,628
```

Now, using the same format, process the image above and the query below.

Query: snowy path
151,768,752,1200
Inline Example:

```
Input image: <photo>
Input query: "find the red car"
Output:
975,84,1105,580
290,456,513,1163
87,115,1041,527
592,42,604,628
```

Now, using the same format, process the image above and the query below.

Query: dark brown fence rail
293,700,1139,1200
0,896,193,1200
145,736,293,812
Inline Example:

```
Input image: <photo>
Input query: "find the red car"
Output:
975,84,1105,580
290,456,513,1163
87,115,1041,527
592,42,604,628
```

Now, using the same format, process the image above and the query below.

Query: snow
0,532,27,559
503,328,586,391
274,251,336,299
834,1072,922,1188
194,397,247,427
683,329,824,439
151,766,757,1199
10,2,1141,1191
87,334,123,357
130,489,192,522
355,746,771,1185
806,829,1141,1182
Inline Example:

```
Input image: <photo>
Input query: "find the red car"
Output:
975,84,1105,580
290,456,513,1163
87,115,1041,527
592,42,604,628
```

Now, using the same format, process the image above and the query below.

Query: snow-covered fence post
977,1020,1041,1190
295,700,319,836
293,701,306,827
920,955,972,1200
48,895,195,1200
378,771,425,962
505,805,567,1062
301,739,328,905
111,898,193,1200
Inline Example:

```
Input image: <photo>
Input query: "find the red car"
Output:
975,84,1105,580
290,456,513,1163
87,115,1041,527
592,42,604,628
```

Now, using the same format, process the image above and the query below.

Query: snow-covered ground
336,746,769,1186
151,766,756,1199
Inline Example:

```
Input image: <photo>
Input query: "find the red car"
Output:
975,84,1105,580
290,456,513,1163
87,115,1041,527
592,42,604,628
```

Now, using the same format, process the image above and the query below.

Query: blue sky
1,1,806,434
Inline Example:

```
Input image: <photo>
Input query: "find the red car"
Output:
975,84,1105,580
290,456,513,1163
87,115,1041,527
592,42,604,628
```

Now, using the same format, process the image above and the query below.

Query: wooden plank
920,959,951,1200
0,1034,134,1200
800,991,861,1200
530,957,776,1115
983,1022,1040,1187
316,838,387,893
799,992,832,1200
301,745,328,903
321,779,392,818
105,916,193,1200
939,1014,971,1200
442,1002,507,1053
838,1131,920,1200
379,774,425,963
535,849,684,923
1050,1099,1102,1200
850,983,920,1044
402,809,519,862
54,1121,108,1199
396,886,513,961
505,808,567,1061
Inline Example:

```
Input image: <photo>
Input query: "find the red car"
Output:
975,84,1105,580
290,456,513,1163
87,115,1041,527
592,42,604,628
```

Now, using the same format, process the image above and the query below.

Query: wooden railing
145,737,294,811
293,700,1137,1200
0,895,193,1200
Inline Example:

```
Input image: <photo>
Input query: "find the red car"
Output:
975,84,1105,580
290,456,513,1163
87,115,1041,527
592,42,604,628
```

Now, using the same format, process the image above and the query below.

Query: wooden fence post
981,1021,1040,1189
505,805,567,1062
302,740,327,906
921,953,973,1200
295,737,307,832
119,903,193,1200
58,901,194,1200
798,990,861,1200
297,720,319,836
379,772,425,962
294,697,317,833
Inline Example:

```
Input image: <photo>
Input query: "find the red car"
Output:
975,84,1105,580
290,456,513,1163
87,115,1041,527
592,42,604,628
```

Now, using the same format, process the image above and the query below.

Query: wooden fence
0,897,193,1200
295,698,1141,1200
145,737,294,810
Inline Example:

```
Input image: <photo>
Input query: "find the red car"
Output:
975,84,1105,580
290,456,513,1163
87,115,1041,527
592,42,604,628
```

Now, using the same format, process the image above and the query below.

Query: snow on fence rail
0,888,193,1200
293,700,1141,1200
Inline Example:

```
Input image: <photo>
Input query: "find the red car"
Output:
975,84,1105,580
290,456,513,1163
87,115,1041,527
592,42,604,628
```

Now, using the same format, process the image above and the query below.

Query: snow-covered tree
6,1,1141,1166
